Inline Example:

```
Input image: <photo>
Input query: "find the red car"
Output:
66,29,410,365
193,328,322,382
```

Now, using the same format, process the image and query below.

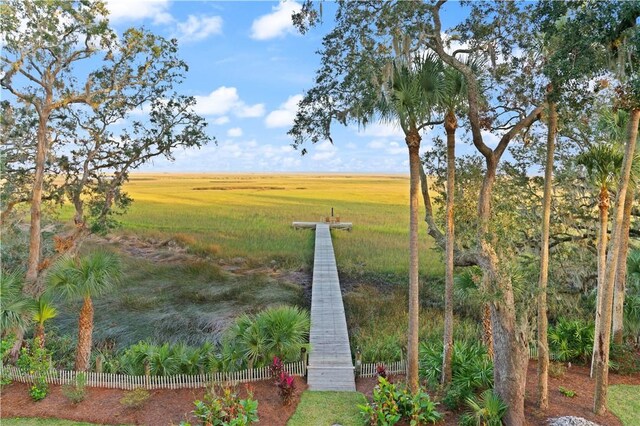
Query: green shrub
17,338,51,401
120,388,151,409
459,390,507,426
420,340,493,410
559,386,576,398
358,377,442,425
62,372,87,403
548,319,594,363
623,294,640,342
189,386,259,426
1,335,15,387
220,306,309,370
609,343,640,375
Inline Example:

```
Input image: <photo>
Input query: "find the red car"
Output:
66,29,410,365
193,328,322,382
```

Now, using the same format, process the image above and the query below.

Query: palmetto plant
0,270,33,336
222,306,309,370
459,389,508,426
33,295,57,348
628,248,640,294
48,251,121,371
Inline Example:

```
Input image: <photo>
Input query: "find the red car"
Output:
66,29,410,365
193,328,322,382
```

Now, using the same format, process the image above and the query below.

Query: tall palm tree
48,251,121,371
575,143,623,376
33,295,57,348
377,53,445,392
438,63,469,385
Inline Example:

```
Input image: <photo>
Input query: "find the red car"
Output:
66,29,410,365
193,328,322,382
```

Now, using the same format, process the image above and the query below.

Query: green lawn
608,385,640,426
288,391,366,426
2,419,110,426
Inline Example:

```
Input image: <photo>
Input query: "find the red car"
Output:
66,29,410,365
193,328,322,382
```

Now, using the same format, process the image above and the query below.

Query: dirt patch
355,361,640,426
98,234,193,264
1,376,307,426
523,361,637,426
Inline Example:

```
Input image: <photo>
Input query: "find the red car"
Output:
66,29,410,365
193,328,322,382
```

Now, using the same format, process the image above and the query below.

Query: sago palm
33,295,57,348
48,251,121,371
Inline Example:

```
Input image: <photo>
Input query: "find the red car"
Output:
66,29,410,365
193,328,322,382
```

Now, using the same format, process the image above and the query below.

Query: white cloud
227,127,243,138
105,0,172,24
194,86,265,118
481,130,501,148
236,103,266,118
367,139,406,155
211,116,230,125
311,141,337,161
265,94,302,128
250,1,302,40
175,15,223,42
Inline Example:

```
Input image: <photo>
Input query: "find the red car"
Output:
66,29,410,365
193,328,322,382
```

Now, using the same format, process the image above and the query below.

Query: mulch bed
2,362,638,426
355,360,640,426
1,376,306,426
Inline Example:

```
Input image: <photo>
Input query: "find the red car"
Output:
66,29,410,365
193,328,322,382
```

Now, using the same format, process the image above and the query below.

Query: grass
608,385,640,425
344,284,482,362
50,173,444,351
59,174,442,277
287,391,367,426
52,254,304,349
2,419,112,426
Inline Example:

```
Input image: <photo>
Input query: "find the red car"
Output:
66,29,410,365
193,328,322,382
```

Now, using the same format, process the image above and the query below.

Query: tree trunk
35,323,46,349
406,131,422,393
612,188,634,345
491,295,529,426
25,109,51,296
591,186,610,377
442,110,457,385
483,302,494,359
538,100,556,410
478,156,528,426
9,328,25,361
75,296,94,371
594,108,639,414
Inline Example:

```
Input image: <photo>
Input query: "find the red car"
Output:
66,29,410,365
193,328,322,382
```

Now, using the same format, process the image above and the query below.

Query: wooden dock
303,223,356,391
292,221,352,231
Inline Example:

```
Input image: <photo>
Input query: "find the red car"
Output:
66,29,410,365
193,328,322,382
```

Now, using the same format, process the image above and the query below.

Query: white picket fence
1,361,307,390
358,360,407,378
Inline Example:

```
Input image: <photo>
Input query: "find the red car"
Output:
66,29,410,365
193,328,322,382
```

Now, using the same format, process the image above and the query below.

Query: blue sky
105,0,480,173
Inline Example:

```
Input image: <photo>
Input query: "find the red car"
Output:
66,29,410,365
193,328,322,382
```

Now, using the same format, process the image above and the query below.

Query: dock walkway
303,223,356,391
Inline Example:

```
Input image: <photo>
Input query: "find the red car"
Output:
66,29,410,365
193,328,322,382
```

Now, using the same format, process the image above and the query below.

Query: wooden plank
305,223,356,391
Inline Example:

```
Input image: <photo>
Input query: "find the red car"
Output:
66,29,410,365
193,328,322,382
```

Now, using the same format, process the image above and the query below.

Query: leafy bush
358,377,442,425
269,356,296,406
420,340,493,410
609,343,640,375
189,386,259,426
559,386,576,398
220,306,309,370
117,340,216,376
62,372,87,403
459,390,507,426
120,388,151,409
1,335,15,386
623,294,640,343
548,319,594,363
17,338,51,401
